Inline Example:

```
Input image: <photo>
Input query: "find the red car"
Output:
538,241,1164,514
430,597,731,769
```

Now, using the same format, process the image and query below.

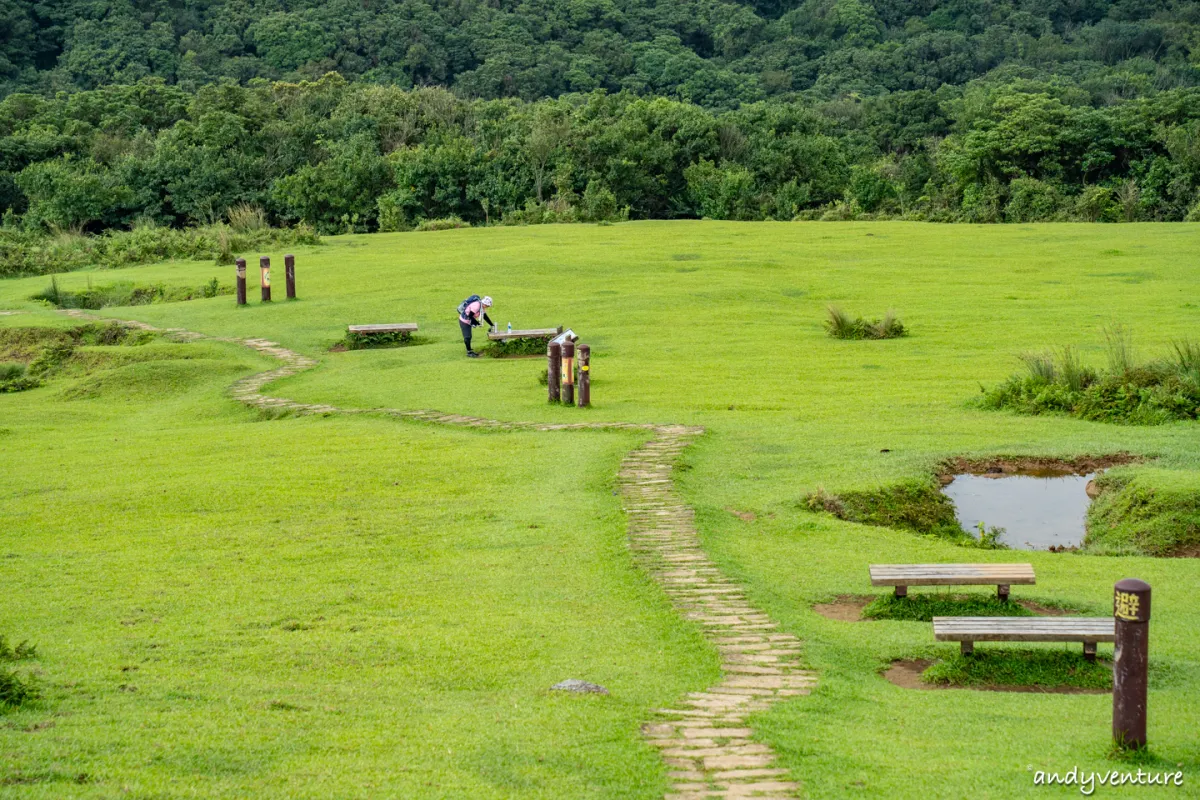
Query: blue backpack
457,294,481,318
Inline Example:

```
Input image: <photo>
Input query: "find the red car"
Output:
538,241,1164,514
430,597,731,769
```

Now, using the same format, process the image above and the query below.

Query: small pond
941,472,1096,550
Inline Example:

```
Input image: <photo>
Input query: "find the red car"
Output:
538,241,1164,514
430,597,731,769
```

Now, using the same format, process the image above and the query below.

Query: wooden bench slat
487,327,562,341
869,564,1035,587
933,616,1115,643
348,323,419,333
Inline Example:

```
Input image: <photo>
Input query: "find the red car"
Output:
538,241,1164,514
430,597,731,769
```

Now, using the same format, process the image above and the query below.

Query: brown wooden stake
1113,578,1151,749
547,342,561,403
235,258,247,306
285,254,296,300
260,256,272,302
577,343,590,407
561,341,575,406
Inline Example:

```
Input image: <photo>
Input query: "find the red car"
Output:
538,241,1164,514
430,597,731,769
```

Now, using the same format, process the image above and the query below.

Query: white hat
482,296,493,307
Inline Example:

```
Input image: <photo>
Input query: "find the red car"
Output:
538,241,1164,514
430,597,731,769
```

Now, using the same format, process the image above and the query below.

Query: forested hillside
3,0,1197,104
1,0,1199,251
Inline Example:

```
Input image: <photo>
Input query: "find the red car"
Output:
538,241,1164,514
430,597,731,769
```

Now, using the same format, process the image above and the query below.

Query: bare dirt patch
726,507,757,522
812,595,872,621
883,659,1111,694
937,453,1140,484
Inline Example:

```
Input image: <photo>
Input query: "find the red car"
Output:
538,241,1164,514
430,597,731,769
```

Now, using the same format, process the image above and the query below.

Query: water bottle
507,322,512,333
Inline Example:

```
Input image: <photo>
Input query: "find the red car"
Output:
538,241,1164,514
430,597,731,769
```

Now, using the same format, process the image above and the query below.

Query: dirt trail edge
64,311,818,799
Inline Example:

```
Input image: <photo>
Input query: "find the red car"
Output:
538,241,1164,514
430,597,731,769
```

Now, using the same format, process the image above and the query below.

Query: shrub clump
415,216,470,232
341,329,416,349
825,306,907,340
1085,469,1200,556
980,327,1200,425
922,650,1112,691
0,634,40,712
0,361,37,393
486,336,555,358
31,276,231,310
0,223,320,278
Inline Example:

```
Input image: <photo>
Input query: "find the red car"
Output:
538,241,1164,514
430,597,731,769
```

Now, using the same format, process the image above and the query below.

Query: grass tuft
863,593,1036,621
0,668,40,711
824,306,907,340
922,650,1112,690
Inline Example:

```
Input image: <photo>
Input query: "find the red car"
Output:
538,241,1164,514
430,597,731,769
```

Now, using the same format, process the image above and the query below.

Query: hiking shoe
467,351,480,358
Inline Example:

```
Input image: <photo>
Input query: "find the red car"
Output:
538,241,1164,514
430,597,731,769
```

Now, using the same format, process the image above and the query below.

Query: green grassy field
2,221,1198,798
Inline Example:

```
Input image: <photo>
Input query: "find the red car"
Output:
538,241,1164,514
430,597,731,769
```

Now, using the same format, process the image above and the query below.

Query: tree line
2,73,1198,238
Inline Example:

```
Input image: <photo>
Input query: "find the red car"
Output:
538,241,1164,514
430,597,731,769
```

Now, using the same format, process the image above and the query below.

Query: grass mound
864,594,1036,621
805,480,995,547
922,650,1112,691
980,327,1200,425
0,323,157,393
825,306,907,340
62,359,244,402
1086,469,1200,556
31,276,232,310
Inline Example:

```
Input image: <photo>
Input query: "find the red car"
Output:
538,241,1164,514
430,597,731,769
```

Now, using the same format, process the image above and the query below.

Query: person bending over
457,294,494,358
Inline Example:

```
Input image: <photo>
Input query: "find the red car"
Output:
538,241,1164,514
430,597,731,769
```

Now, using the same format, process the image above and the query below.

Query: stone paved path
59,311,817,798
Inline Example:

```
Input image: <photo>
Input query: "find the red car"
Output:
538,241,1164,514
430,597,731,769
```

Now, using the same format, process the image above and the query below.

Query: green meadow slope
1,221,1198,797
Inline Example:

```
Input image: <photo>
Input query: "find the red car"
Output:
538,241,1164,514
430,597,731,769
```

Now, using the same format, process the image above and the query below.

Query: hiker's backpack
457,294,481,318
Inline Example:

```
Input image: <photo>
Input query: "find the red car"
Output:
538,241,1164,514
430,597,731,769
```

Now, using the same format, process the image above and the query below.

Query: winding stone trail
59,311,817,798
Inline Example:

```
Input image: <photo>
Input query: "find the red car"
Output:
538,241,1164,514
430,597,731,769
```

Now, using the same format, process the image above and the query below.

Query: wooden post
285,254,296,300
577,344,590,407
235,258,247,306
1113,578,1151,749
561,341,575,406
548,342,561,403
260,257,271,302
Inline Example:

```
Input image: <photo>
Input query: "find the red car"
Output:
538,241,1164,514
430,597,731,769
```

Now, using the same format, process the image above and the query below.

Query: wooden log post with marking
577,343,590,407
260,256,272,302
1113,578,1151,749
547,342,562,403
285,254,296,300
235,258,247,306
561,341,575,406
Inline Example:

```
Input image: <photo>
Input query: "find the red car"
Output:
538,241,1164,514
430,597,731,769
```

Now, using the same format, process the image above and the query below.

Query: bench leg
997,584,1010,602
894,585,907,598
960,641,974,656
1083,642,1097,662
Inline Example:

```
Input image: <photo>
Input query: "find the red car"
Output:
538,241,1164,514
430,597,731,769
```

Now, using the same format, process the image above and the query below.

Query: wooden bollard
561,341,575,406
547,342,561,403
577,344,590,407
285,254,296,300
260,256,271,302
1113,578,1151,749
235,258,247,306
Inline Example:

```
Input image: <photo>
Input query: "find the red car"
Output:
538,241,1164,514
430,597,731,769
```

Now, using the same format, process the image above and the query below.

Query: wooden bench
933,616,1115,660
347,323,418,336
869,563,1035,600
487,326,563,341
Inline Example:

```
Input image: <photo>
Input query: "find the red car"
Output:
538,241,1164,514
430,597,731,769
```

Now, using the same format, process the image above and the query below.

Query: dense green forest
1,0,1199,255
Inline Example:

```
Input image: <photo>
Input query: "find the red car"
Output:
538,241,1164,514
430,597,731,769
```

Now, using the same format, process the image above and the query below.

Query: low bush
824,306,907,340
342,329,416,349
0,361,37,393
415,217,470,232
31,277,231,310
486,336,554,358
922,650,1112,691
980,328,1200,425
0,223,320,278
0,668,40,711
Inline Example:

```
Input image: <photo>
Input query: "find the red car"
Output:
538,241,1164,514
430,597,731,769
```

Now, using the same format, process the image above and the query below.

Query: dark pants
460,320,474,352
